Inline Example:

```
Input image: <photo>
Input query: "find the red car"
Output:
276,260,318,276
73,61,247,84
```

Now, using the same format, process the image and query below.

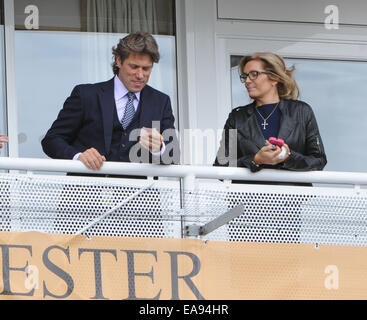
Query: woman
214,53,327,243
214,52,327,177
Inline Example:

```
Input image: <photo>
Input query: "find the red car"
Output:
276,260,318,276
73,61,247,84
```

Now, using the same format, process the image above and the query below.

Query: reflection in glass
82,0,175,35
14,0,175,35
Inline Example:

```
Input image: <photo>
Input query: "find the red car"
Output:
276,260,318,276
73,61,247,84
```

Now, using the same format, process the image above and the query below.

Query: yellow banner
0,231,365,300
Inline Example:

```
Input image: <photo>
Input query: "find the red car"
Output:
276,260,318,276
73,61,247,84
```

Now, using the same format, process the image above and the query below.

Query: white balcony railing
0,157,366,246
0,157,367,186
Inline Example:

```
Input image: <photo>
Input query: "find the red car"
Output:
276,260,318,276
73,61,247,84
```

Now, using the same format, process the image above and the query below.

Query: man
42,32,179,170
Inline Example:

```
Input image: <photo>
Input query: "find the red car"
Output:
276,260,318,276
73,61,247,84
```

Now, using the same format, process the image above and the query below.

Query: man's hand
0,134,8,150
78,148,106,170
139,127,163,153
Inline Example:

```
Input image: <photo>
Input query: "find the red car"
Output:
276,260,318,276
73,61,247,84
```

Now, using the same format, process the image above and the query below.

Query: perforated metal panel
184,182,367,246
0,173,182,238
0,173,366,246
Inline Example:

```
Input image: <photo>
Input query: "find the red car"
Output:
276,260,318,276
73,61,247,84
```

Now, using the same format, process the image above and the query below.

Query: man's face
116,53,153,93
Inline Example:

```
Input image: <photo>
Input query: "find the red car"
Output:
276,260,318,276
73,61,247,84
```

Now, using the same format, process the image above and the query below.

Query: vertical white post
175,0,190,165
3,0,20,231
3,0,18,158
182,173,197,237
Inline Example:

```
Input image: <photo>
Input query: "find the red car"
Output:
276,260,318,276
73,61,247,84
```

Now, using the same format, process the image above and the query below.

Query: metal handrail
0,157,366,185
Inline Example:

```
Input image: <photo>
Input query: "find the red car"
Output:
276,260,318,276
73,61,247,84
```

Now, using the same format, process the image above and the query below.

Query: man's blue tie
121,92,135,129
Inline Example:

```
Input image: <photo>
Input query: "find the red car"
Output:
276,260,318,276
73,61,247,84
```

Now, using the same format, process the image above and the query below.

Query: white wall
217,0,367,25
177,0,220,165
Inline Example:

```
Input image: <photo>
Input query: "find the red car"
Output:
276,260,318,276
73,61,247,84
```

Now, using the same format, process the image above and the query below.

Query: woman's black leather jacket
214,99,327,173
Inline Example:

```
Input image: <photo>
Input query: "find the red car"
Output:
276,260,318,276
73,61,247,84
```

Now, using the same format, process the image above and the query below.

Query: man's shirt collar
114,75,141,102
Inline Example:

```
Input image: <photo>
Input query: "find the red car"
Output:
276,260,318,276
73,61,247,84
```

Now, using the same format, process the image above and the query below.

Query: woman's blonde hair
239,52,299,100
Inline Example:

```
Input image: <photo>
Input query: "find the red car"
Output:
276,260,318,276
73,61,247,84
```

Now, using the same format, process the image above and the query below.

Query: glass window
231,55,367,173
14,0,177,159
80,0,175,35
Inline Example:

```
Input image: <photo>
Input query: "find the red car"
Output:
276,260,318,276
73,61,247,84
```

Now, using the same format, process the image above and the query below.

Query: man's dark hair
112,32,160,75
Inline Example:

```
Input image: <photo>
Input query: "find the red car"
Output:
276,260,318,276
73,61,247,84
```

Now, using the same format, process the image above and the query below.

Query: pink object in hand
268,137,284,147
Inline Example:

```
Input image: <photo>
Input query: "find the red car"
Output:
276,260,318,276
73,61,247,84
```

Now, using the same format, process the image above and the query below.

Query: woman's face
243,59,278,102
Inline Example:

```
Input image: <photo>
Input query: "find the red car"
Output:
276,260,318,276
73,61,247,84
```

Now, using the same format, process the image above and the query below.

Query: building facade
1,0,367,172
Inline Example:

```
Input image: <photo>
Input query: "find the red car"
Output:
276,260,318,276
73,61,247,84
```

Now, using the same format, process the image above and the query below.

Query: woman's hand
253,140,290,165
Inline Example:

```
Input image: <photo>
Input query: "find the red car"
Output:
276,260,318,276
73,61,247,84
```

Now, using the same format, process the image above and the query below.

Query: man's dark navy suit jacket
41,78,179,164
